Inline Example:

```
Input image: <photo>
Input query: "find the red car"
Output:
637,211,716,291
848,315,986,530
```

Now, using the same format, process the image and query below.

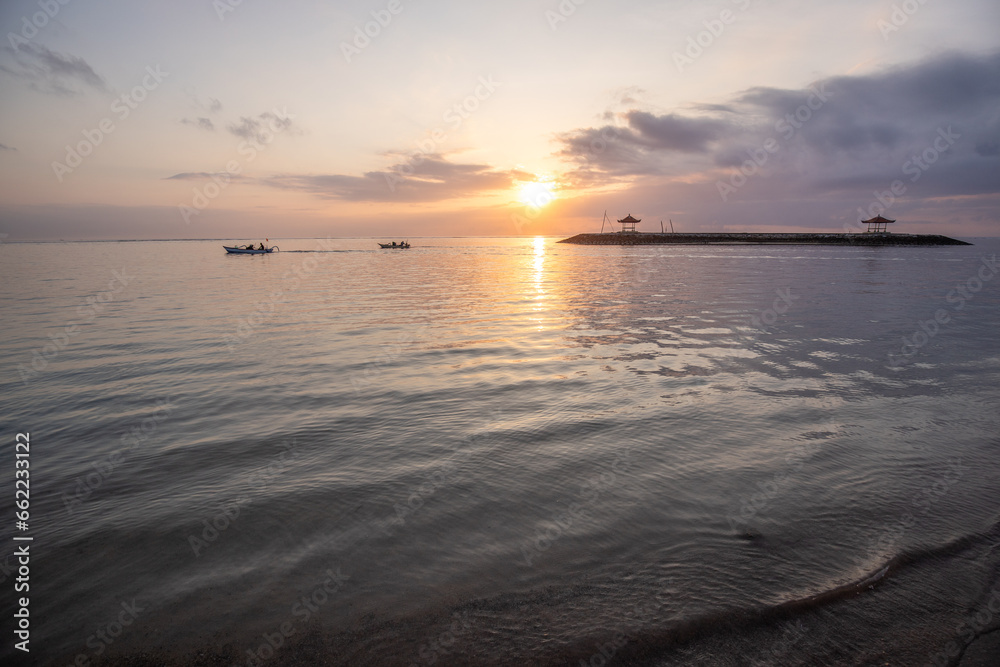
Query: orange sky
1,0,999,240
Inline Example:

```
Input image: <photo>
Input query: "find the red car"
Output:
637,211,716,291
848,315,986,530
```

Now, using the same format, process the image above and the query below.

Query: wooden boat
378,242,410,249
224,245,279,254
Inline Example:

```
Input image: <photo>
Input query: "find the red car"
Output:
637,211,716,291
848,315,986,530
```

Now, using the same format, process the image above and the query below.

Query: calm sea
1,236,999,666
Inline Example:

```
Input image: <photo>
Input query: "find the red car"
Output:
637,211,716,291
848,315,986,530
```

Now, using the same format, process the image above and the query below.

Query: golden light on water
533,235,545,285
532,236,546,330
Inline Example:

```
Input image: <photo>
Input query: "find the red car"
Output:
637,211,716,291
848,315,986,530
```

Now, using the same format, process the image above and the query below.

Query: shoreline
558,232,972,246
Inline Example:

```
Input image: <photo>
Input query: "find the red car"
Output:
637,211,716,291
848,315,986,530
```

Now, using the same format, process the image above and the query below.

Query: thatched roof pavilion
617,214,641,233
862,215,895,233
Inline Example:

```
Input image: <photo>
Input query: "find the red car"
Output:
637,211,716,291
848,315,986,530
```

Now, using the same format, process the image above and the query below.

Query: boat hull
224,246,278,254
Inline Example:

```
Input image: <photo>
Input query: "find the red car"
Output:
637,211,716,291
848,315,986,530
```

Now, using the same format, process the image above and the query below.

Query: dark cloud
183,88,223,114
227,111,298,144
0,43,109,95
165,153,524,204
624,111,728,152
556,113,732,189
164,172,243,181
557,50,1000,205
615,86,645,106
976,140,999,157
691,103,736,114
261,154,530,203
0,143,16,151
558,111,726,166
181,117,215,131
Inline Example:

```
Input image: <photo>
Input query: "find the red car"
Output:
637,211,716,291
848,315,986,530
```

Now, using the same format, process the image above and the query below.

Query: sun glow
517,179,558,209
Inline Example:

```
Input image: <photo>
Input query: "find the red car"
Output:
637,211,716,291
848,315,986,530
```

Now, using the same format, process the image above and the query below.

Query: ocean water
1,236,999,666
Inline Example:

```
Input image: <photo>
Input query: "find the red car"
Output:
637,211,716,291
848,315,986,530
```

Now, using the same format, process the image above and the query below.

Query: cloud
0,43,109,96
181,117,215,131
164,153,525,204
183,88,223,114
164,172,244,181
0,143,16,151
624,111,729,152
227,110,298,144
261,154,530,203
556,50,1000,201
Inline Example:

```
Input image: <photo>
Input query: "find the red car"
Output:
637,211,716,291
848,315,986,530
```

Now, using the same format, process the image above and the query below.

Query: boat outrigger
378,241,410,249
224,244,279,254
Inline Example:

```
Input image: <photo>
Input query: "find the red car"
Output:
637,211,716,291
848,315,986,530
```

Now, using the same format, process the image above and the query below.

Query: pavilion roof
618,214,641,223
862,215,895,223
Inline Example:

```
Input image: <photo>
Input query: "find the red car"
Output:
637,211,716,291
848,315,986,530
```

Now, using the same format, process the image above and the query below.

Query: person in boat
258,242,265,250
392,241,396,246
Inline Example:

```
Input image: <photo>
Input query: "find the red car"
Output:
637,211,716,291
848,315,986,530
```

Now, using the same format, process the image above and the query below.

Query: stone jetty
558,232,971,246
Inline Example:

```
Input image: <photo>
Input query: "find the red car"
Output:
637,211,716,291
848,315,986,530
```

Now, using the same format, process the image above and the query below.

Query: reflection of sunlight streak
532,236,545,329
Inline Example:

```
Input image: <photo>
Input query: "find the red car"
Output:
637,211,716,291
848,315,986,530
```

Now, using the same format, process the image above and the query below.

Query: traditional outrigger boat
224,245,279,254
378,242,410,249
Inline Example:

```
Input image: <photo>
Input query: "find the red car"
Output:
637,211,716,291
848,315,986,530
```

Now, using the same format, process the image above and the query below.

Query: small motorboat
378,242,410,249
224,245,279,254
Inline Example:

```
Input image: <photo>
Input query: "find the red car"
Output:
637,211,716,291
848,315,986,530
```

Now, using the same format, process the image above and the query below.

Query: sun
517,179,558,209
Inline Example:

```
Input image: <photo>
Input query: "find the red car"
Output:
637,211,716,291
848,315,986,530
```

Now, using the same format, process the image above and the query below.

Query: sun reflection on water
532,236,546,329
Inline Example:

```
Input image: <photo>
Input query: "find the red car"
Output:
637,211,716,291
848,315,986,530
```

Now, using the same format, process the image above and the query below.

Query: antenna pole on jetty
600,210,608,233
660,220,664,233
670,219,675,234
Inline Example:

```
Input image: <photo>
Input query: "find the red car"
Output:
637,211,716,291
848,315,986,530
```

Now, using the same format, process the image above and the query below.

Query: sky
0,0,998,240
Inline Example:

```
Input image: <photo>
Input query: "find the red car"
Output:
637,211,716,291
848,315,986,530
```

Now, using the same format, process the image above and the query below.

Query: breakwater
558,232,971,246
